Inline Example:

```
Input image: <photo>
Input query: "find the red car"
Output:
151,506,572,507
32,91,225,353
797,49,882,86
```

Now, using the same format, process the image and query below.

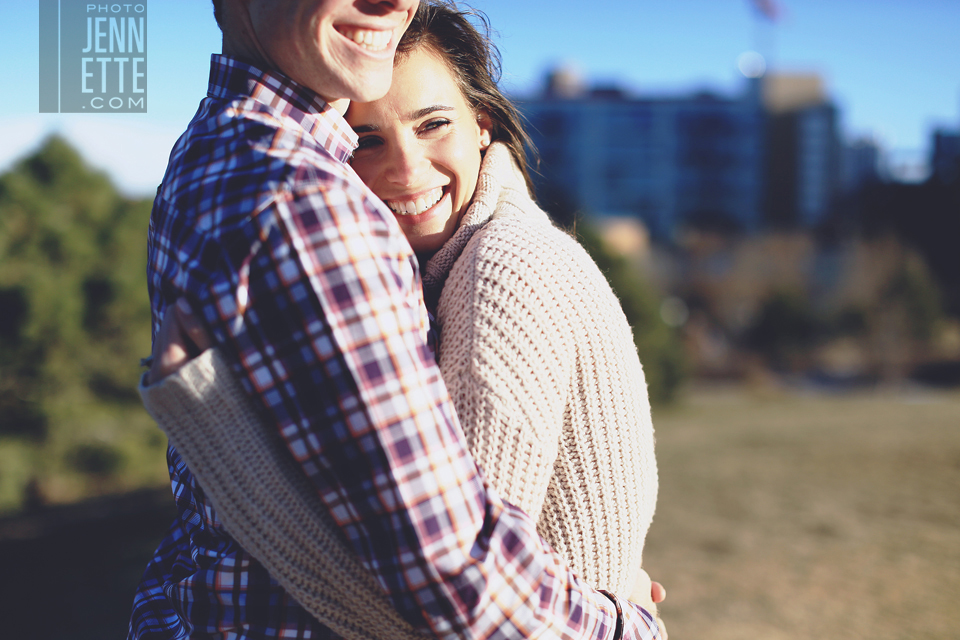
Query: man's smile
335,27,393,53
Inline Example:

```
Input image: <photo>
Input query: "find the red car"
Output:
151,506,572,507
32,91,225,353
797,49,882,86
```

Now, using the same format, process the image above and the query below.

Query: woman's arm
147,295,665,638
141,316,424,640
435,235,570,523
437,215,658,599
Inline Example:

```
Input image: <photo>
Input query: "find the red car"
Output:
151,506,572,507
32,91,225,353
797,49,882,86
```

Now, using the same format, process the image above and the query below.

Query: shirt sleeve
187,167,660,640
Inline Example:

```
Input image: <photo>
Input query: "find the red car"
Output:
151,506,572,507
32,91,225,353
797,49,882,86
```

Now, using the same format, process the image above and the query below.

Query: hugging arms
129,1,663,638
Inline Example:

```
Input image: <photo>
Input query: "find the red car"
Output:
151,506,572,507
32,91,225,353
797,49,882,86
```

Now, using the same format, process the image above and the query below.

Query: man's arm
171,170,658,639
141,344,428,640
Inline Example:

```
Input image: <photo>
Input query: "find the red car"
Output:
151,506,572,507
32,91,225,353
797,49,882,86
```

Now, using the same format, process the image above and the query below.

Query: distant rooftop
762,73,827,113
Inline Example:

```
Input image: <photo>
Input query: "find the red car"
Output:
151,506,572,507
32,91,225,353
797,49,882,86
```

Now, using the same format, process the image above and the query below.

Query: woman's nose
384,139,427,187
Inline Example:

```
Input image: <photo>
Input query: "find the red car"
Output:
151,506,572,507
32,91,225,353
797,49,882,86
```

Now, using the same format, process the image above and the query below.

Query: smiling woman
339,9,660,599
347,47,492,257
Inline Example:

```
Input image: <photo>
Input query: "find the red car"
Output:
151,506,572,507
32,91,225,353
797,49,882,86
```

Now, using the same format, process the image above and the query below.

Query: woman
143,1,663,635
346,2,659,597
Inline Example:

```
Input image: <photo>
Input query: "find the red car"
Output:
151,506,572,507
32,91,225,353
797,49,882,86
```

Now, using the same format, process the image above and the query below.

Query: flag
750,0,783,22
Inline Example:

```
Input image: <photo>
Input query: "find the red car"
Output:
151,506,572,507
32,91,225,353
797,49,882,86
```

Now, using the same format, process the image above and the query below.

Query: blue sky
2,0,958,196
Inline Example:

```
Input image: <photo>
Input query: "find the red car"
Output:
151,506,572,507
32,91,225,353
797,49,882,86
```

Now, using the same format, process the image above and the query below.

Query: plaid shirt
128,55,659,640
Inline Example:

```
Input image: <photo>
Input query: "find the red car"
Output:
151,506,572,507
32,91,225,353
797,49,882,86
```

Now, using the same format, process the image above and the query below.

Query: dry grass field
643,385,960,640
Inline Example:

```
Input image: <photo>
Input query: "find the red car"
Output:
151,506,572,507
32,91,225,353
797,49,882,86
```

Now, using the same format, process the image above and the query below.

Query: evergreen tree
0,136,165,513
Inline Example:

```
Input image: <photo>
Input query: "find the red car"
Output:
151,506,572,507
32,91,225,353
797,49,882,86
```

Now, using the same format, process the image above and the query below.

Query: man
128,1,661,638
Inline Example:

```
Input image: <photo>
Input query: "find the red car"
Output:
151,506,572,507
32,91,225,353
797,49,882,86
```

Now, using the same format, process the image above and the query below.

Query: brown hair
396,1,537,196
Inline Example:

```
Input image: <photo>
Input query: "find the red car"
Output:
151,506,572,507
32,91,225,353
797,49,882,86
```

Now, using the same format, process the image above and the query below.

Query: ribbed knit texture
140,142,657,635
425,143,657,596
139,354,424,640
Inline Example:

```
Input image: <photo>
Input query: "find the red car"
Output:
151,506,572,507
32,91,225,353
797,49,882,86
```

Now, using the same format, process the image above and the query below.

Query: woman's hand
630,568,667,639
146,298,213,385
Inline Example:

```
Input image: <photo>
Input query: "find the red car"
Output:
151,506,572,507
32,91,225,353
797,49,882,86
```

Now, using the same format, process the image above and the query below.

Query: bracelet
597,589,623,640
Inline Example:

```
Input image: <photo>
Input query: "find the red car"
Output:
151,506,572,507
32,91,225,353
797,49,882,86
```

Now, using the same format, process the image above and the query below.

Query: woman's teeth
339,28,392,52
387,187,444,215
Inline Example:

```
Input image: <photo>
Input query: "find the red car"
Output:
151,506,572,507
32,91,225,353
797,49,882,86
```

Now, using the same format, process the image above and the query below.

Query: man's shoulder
158,97,356,215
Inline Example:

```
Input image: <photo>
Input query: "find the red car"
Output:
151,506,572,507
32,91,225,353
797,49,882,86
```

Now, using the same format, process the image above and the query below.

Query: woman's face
346,46,492,257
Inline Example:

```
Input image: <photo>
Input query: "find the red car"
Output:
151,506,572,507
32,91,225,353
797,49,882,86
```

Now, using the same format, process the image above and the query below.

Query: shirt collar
207,54,358,164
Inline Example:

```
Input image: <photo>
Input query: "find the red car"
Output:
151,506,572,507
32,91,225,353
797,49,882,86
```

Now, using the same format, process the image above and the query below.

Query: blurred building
762,73,842,228
518,66,764,238
931,128,960,183
516,67,851,237
841,137,882,194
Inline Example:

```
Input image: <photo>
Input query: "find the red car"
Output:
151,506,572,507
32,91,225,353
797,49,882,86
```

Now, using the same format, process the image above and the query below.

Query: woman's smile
386,187,451,227
384,185,445,216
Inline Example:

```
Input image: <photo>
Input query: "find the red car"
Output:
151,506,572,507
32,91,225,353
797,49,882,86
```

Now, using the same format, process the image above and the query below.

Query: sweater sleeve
435,220,574,524
437,214,658,599
139,348,424,640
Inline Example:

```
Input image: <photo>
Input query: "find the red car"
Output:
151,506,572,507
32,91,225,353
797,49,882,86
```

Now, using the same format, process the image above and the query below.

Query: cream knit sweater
422,142,657,595
140,142,657,637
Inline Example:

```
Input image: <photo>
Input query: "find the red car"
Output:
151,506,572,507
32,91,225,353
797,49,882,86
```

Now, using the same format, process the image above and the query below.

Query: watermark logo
40,2,148,113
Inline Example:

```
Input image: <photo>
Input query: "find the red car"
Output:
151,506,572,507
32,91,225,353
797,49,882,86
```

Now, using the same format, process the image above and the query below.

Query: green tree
881,254,943,341
0,136,165,513
744,289,820,370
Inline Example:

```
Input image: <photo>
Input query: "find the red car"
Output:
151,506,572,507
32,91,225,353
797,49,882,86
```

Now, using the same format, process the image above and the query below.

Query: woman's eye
351,136,383,158
354,136,382,152
421,118,452,133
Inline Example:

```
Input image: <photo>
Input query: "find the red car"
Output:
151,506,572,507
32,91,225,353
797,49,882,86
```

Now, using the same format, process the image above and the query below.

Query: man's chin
344,71,394,104
352,88,390,103
307,61,394,108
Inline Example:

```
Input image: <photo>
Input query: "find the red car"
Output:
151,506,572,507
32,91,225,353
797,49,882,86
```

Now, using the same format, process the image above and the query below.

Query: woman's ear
477,110,493,150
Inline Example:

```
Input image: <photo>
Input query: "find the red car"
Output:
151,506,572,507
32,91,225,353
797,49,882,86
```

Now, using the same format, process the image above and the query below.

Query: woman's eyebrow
351,124,380,134
407,104,455,121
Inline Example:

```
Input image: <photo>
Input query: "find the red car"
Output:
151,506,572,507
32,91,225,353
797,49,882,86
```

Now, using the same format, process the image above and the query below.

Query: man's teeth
388,188,444,216
339,28,392,52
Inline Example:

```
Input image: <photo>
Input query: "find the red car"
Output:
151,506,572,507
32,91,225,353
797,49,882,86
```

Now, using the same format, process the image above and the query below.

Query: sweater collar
421,142,536,308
